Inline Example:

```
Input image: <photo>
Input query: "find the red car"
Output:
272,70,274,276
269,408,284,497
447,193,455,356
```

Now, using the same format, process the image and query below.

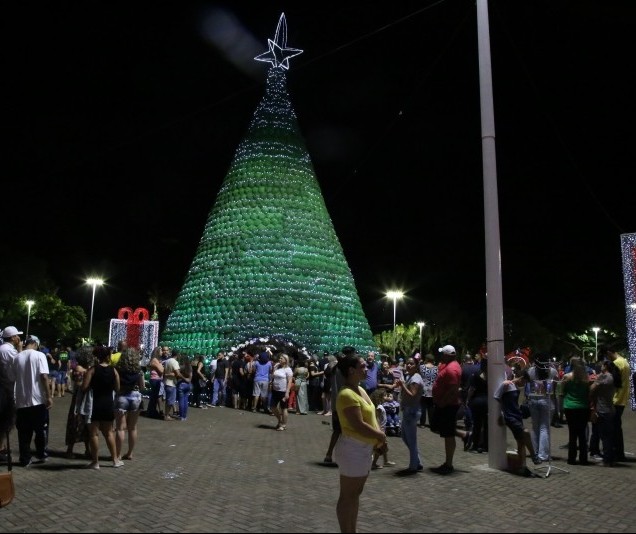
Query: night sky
5,1,635,335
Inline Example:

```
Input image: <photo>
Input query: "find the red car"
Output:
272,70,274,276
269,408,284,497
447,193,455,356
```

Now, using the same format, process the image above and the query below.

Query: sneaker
430,463,454,475
84,462,100,470
590,454,603,462
384,461,396,467
531,455,542,465
31,456,48,464
113,460,125,468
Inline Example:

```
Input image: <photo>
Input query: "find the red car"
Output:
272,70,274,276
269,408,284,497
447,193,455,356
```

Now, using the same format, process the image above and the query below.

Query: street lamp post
86,277,104,341
386,290,404,360
592,326,600,361
416,321,425,355
25,300,35,338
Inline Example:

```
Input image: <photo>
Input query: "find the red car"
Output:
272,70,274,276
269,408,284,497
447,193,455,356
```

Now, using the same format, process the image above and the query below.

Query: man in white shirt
13,335,52,466
162,349,183,420
0,326,23,454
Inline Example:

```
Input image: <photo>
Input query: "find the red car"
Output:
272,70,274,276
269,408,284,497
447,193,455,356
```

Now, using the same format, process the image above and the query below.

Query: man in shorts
430,345,472,475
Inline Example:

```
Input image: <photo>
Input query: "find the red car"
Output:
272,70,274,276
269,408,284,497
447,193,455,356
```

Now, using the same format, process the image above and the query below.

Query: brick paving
1,396,635,533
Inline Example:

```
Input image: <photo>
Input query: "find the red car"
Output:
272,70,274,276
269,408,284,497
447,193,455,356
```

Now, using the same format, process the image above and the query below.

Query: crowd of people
0,325,633,533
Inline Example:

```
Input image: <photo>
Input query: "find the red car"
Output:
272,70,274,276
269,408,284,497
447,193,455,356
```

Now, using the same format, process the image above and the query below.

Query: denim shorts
115,390,143,412
164,385,177,406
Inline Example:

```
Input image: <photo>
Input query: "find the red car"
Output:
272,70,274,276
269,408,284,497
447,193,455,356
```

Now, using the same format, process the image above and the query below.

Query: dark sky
5,1,635,334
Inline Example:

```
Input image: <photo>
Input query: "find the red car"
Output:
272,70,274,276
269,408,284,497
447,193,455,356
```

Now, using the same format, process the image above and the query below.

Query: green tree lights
161,61,376,356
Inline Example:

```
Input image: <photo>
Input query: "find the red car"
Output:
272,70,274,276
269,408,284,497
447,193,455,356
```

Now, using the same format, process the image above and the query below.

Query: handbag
0,431,15,507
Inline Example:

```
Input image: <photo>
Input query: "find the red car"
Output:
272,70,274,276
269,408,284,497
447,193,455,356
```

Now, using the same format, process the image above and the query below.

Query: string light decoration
161,14,377,357
254,13,303,70
109,307,159,356
620,233,636,410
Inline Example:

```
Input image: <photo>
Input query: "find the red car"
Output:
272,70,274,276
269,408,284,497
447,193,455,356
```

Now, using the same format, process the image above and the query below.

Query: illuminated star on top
254,12,303,70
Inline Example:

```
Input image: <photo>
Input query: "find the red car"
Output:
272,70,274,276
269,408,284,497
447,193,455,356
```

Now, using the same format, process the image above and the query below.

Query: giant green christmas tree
161,14,376,356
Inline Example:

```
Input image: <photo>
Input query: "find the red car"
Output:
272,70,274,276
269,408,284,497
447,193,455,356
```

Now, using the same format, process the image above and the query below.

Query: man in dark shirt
211,351,228,407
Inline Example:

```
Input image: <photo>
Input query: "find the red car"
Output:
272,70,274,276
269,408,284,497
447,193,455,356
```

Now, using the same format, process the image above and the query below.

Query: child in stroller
381,390,401,436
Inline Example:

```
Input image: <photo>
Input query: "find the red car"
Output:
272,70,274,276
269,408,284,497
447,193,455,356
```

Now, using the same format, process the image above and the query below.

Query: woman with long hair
334,353,387,533
115,348,145,460
395,356,424,474
146,346,164,419
65,345,94,459
82,346,121,469
270,353,293,430
562,356,590,465
176,353,192,421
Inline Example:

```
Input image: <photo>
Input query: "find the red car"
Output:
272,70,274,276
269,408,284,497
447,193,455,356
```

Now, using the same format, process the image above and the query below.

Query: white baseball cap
438,345,456,355
2,326,23,338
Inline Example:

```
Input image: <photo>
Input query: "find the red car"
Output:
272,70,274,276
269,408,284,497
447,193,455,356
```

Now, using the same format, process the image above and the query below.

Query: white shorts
334,435,373,477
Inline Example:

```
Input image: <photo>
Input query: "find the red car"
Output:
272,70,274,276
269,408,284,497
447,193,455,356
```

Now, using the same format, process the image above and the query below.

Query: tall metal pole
392,297,397,359
25,300,34,338
477,0,507,470
592,327,600,361
417,322,425,355
89,283,97,341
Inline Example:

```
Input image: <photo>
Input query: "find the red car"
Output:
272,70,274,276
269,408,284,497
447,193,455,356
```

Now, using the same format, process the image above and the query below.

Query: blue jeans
400,406,422,470
177,382,192,420
212,378,225,406
528,397,552,460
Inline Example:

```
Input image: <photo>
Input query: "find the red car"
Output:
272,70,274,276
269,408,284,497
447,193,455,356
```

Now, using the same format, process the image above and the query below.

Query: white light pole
25,300,35,338
86,278,104,341
592,326,600,361
416,321,425,355
386,291,404,360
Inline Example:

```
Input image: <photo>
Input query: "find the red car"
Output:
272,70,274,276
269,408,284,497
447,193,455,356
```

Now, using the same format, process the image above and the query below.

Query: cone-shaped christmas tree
161,14,376,356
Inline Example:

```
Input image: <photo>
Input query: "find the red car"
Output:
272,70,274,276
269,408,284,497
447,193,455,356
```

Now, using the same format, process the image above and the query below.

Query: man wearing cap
430,344,472,475
13,335,52,466
0,326,23,453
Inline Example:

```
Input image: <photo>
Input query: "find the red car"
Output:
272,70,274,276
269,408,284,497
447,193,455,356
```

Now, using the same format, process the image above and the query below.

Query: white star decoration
254,13,303,70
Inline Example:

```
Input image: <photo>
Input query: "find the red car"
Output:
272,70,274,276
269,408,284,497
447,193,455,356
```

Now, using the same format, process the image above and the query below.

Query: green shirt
563,379,590,410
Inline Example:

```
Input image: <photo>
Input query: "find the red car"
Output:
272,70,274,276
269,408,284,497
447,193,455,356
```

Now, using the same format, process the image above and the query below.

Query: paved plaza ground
2,396,636,533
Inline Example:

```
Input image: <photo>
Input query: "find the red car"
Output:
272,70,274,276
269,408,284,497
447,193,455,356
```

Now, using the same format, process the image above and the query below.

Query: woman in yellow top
334,353,387,533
